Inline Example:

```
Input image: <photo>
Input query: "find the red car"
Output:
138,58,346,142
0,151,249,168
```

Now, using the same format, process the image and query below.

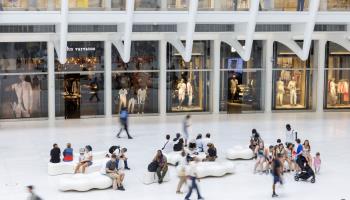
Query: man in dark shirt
50,144,61,163
272,154,284,198
105,154,125,191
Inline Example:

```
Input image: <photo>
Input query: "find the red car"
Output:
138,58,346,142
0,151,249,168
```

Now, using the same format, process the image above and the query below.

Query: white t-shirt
285,129,295,144
202,137,211,152
83,151,93,161
162,140,174,153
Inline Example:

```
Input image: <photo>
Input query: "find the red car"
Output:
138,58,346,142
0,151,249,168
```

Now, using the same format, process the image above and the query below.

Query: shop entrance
63,74,81,119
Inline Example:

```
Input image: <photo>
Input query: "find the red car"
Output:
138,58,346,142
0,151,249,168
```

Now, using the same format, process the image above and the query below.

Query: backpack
147,161,159,172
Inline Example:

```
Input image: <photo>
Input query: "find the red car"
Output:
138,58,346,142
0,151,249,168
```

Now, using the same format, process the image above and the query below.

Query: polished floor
0,112,349,200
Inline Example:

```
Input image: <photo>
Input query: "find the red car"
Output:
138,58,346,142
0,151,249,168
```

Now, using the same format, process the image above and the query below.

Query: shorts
273,175,282,184
86,161,93,166
106,172,119,180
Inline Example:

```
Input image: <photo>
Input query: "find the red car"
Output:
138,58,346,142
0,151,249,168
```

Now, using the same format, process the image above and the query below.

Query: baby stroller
294,155,316,183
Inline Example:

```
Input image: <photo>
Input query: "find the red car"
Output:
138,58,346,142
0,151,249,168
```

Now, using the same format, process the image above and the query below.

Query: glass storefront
0,42,48,119
325,42,350,109
166,41,211,113
272,41,314,110
55,41,104,118
219,41,264,113
112,41,159,114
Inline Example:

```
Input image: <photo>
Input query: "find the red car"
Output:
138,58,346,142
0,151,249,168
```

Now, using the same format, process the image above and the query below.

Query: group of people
249,124,322,197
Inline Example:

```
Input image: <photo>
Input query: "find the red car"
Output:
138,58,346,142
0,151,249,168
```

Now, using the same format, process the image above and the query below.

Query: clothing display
288,80,297,105
177,80,187,108
11,78,33,118
329,80,337,105
128,97,136,113
118,89,128,111
137,88,147,113
276,79,285,106
230,78,238,100
280,70,291,82
187,81,193,106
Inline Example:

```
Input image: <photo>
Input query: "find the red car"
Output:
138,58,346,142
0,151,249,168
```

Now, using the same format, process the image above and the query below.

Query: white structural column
317,39,326,112
112,0,134,63
166,0,198,62
264,39,274,113
212,40,221,114
105,0,112,10
160,0,168,11
54,0,68,64
47,41,56,121
104,41,112,117
221,0,259,61
159,40,167,116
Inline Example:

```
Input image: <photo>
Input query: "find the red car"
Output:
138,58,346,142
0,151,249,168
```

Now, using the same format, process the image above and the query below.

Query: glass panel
166,71,210,112
55,41,104,72
167,41,211,70
272,69,313,110
325,70,350,109
167,0,189,10
1,0,48,11
111,0,126,10
220,41,263,69
261,0,309,11
220,70,263,113
55,73,104,117
326,42,350,69
320,0,350,11
0,42,47,73
112,41,159,71
135,0,160,10
112,72,159,114
274,42,312,69
0,74,48,119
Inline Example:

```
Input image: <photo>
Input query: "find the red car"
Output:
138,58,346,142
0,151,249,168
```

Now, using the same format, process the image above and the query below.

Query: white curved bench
165,152,206,165
225,146,255,160
177,162,235,179
48,159,106,176
58,172,113,191
142,171,170,185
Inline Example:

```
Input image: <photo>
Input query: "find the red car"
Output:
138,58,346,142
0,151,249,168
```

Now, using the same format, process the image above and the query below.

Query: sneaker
272,193,278,198
118,186,125,191
124,167,131,170
128,136,133,139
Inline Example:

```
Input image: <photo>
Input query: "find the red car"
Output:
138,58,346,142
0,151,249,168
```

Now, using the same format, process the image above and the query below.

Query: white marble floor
0,112,349,200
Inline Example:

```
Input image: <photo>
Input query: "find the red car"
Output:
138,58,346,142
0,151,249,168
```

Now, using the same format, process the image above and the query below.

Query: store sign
67,47,96,52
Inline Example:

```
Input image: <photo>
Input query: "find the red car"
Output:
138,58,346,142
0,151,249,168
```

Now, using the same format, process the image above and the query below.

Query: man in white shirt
285,124,296,146
185,161,204,200
202,133,211,153
161,134,173,153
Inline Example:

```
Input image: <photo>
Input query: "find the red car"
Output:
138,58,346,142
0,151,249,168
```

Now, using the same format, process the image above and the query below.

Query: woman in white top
74,145,93,174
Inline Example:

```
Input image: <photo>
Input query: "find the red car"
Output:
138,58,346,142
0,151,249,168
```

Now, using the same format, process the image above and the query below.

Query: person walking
27,185,42,200
185,161,204,200
272,154,284,198
183,115,191,147
117,107,133,139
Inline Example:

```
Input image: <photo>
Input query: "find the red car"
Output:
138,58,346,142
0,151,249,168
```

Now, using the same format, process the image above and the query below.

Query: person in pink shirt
313,152,321,174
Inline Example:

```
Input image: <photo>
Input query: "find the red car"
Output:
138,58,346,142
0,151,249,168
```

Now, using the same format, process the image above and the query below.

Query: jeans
185,177,203,199
116,159,129,169
297,0,305,11
156,165,168,182
117,123,132,138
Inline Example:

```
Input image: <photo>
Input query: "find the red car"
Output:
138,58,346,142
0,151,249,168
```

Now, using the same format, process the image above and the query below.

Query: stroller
294,155,316,183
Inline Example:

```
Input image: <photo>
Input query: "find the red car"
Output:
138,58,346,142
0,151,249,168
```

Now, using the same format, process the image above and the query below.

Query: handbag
147,161,159,172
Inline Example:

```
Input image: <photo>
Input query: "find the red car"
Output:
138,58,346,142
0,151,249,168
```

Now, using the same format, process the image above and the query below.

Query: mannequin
137,87,147,114
287,76,297,106
177,79,187,110
128,89,136,114
119,88,128,112
329,78,337,105
276,77,285,106
230,75,238,101
10,75,33,118
186,80,193,106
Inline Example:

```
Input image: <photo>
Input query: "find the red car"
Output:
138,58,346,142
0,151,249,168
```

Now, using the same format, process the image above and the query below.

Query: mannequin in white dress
119,88,128,112
186,80,193,106
287,77,297,106
329,78,337,105
10,75,33,118
137,87,147,114
276,77,285,106
177,79,187,110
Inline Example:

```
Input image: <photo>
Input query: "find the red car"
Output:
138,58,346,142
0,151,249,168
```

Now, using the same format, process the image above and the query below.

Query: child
78,148,85,162
313,152,321,174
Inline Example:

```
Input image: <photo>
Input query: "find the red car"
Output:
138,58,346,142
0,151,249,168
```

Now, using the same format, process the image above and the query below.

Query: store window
272,41,314,110
0,42,48,120
266,0,309,11
166,41,211,113
219,41,264,113
325,42,350,109
55,41,104,118
112,41,159,115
